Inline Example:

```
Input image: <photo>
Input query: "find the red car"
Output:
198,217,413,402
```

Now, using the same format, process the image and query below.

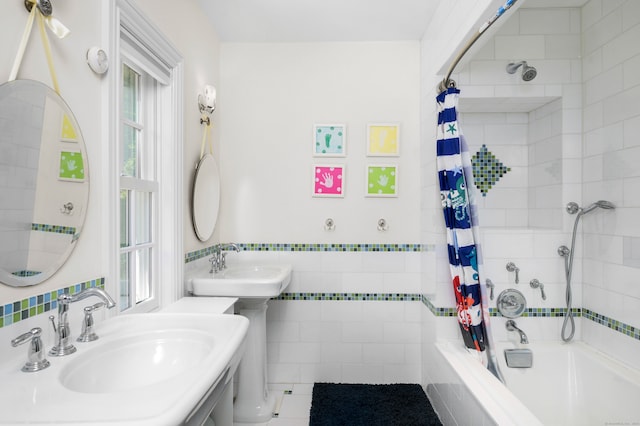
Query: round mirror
192,154,220,241
0,80,89,287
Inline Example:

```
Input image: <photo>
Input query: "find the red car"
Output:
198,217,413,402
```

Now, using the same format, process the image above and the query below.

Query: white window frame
105,0,184,315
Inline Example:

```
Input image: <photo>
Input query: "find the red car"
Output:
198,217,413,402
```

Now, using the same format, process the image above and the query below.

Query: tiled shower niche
459,96,571,230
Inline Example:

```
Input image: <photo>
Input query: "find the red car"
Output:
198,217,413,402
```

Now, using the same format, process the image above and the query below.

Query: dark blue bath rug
309,383,442,426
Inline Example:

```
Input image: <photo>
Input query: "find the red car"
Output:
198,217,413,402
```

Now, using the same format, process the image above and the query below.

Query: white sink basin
190,264,292,299
0,313,248,425
60,329,214,393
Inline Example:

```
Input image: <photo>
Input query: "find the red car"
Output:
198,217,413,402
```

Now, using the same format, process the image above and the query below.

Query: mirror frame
191,154,220,241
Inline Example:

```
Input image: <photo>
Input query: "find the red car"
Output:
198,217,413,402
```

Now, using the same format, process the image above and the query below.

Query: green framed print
58,150,85,182
366,164,397,197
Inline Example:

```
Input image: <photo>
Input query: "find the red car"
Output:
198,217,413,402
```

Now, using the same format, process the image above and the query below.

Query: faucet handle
11,327,51,372
529,279,546,300
77,302,105,342
485,278,495,300
506,262,520,284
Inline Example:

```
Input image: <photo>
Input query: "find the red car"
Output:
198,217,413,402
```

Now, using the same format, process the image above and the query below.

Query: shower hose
560,213,583,342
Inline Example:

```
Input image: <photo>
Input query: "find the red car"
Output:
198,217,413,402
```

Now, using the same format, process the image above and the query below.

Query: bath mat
309,383,442,426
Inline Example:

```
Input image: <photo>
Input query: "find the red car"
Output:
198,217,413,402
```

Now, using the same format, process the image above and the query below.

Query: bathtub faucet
505,320,529,344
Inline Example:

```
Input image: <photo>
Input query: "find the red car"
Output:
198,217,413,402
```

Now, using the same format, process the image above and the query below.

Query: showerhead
580,200,616,215
567,200,616,215
506,61,537,81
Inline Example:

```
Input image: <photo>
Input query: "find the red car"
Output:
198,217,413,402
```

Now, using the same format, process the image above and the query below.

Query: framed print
58,150,85,182
313,164,345,197
60,114,79,142
367,123,399,156
313,124,346,157
366,164,397,197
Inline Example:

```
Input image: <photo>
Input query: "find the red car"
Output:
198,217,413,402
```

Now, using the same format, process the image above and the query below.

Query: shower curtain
436,87,486,352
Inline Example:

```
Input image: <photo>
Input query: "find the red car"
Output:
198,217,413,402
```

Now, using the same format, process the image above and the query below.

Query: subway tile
342,321,384,343
494,35,545,60
520,9,578,35
545,35,581,59
623,0,640,31
602,21,640,68
321,343,362,364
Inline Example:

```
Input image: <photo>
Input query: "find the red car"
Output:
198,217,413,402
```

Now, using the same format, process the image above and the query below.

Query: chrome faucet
209,243,240,273
505,319,529,344
49,287,116,356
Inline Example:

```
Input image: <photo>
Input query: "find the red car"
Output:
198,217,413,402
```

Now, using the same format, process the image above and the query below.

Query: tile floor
259,383,313,426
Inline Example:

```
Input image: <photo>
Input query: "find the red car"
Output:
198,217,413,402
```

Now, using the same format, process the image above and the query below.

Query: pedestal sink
189,263,292,424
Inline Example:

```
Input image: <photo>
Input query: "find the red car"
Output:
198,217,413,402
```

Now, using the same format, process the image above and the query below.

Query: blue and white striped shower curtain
436,87,487,352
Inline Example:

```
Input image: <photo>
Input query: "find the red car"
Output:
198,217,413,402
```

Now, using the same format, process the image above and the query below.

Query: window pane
122,64,139,122
119,190,129,248
121,124,138,177
135,248,151,304
135,191,151,245
119,252,130,311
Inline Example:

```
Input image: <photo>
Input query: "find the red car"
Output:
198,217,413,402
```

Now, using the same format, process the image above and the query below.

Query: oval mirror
192,154,220,241
0,80,89,287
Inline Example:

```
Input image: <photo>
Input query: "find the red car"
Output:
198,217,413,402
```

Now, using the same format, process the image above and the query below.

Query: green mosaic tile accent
274,293,422,301
583,309,639,339
185,243,426,263
11,270,42,277
31,223,77,235
0,278,105,329
471,144,511,197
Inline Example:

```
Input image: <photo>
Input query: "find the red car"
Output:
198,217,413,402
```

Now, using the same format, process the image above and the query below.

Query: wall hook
324,218,335,231
60,202,74,215
377,218,388,231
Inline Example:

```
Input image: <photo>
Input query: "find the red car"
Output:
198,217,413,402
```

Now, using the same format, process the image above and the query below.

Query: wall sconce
198,85,216,125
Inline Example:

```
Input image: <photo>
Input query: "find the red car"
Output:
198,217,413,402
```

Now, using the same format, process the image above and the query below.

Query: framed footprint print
313,124,346,157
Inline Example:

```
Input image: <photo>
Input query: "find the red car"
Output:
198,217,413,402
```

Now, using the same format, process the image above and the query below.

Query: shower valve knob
530,279,546,300
506,262,520,284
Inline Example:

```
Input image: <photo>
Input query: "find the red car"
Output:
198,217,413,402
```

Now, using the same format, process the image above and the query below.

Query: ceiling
198,0,590,43
197,0,438,42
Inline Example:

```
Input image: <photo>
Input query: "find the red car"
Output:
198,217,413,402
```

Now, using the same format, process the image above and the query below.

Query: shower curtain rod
438,0,519,93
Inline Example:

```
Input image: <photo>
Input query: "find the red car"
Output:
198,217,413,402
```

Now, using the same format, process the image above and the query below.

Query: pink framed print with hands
312,165,345,197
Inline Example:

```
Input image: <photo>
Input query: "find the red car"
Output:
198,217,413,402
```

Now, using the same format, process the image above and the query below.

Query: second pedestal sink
190,264,292,300
189,263,292,424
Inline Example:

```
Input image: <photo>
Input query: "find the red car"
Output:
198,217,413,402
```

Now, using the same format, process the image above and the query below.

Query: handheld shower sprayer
506,61,537,81
559,200,615,342
566,200,616,216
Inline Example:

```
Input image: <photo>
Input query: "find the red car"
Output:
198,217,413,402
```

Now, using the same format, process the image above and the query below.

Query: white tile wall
422,2,640,383
217,250,423,385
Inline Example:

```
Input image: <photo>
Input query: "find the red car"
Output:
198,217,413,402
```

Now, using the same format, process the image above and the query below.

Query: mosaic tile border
583,309,640,340
420,295,637,342
185,243,426,263
275,293,422,301
31,223,76,235
0,278,105,329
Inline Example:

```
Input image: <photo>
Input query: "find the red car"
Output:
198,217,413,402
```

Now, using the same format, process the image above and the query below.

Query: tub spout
505,320,528,344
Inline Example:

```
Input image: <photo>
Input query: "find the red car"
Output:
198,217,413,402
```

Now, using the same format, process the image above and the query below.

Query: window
119,62,158,311
109,0,184,314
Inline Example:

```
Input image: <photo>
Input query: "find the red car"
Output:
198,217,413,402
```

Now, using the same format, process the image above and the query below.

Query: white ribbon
8,0,70,93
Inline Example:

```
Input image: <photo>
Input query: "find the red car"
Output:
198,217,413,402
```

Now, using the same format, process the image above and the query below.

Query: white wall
217,41,424,384
218,42,420,244
0,0,221,360
580,0,640,368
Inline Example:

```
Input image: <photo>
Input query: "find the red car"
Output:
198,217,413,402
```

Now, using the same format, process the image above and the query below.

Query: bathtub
428,340,640,426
